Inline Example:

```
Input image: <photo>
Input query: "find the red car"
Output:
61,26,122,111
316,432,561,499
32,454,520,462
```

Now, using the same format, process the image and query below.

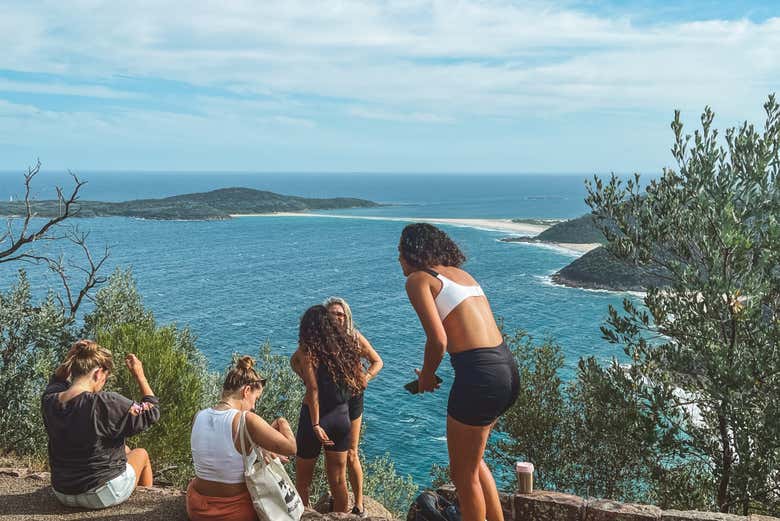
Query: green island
550,246,668,292
503,215,667,291
0,187,380,221
504,214,606,244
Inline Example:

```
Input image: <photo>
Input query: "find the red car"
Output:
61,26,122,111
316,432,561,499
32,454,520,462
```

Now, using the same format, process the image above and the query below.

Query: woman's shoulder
406,269,436,288
243,410,270,429
94,391,133,409
438,265,478,285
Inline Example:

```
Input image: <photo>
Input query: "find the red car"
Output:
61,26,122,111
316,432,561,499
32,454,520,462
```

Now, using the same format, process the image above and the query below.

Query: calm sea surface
0,172,637,486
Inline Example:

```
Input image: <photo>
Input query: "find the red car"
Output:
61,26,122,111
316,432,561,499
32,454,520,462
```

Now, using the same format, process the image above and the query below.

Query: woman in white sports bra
187,356,297,521
398,223,519,521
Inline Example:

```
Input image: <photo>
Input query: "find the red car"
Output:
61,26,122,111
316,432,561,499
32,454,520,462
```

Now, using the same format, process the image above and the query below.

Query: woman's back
314,362,351,412
417,265,503,352
43,389,137,494
191,408,245,484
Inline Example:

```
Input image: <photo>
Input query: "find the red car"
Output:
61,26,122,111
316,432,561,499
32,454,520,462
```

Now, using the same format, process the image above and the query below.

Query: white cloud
0,99,42,117
0,79,139,99
0,1,777,120
349,106,454,123
0,0,778,171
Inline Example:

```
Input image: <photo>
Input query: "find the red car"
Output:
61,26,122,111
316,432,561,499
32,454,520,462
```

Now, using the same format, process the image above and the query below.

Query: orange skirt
186,480,258,521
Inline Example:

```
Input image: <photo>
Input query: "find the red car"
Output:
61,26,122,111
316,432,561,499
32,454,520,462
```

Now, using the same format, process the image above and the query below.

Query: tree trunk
717,410,732,512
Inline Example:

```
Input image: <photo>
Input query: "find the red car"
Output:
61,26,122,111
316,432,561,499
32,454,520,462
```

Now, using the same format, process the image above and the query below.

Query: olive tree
585,95,780,514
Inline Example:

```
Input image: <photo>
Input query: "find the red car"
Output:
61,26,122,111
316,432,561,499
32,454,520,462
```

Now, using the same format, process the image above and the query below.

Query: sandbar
231,212,600,255
231,212,550,236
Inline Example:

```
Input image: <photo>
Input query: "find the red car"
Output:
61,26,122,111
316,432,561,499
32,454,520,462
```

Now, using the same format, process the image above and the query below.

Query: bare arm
244,413,296,456
290,348,304,379
357,332,383,383
125,354,154,397
300,353,319,423
405,272,447,392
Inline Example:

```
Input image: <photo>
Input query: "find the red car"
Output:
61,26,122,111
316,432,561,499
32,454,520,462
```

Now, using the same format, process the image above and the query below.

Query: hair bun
74,339,99,354
237,356,255,371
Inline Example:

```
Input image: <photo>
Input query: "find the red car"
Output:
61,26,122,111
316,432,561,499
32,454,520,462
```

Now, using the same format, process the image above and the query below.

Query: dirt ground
0,467,394,521
0,470,187,521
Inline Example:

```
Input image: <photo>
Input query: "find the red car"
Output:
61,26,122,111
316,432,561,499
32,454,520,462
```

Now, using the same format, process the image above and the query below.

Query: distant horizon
0,168,659,177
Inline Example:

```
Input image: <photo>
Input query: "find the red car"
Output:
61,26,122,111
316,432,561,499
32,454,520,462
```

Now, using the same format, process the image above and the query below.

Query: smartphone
404,374,443,394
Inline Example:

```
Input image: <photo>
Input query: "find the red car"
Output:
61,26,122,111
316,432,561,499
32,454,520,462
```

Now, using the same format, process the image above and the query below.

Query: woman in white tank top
187,356,297,521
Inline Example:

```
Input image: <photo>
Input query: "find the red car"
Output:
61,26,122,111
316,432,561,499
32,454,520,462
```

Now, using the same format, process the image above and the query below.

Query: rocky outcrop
551,246,668,292
312,493,395,519
427,485,779,521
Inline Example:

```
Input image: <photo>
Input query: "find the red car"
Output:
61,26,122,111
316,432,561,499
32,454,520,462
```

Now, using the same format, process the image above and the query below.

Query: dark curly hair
399,223,466,270
298,305,364,396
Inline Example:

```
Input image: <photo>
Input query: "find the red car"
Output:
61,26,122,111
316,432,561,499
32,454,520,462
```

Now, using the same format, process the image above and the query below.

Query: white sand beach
551,242,602,254
231,212,601,255
231,212,550,235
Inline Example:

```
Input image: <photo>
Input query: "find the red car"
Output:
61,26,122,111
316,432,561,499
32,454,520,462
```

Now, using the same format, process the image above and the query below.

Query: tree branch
0,162,86,264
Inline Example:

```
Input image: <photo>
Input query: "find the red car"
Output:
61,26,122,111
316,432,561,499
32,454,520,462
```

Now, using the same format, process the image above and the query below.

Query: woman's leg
446,416,502,521
126,447,153,487
324,451,350,513
295,457,317,507
347,415,364,511
478,458,504,521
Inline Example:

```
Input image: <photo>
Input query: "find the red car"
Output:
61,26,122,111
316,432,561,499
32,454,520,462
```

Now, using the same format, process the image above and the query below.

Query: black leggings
447,342,520,426
296,403,351,459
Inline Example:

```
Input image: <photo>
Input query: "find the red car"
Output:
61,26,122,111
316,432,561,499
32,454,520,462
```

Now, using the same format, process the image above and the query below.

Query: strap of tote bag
238,410,263,469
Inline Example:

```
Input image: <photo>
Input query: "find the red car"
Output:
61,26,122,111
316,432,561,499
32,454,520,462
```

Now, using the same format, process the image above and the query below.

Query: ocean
0,171,636,486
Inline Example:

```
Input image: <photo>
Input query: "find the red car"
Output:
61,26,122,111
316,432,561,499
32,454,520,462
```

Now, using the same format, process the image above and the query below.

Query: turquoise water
0,173,634,486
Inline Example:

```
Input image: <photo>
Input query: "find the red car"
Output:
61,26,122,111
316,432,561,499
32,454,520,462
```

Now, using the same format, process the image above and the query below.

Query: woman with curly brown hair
291,297,383,517
293,305,365,513
398,223,519,521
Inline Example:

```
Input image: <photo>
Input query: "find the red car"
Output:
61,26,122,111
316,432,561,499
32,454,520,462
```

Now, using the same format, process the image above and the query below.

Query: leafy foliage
97,323,212,487
582,96,780,514
363,453,417,516
82,267,154,337
491,331,570,490
0,271,73,456
491,330,715,508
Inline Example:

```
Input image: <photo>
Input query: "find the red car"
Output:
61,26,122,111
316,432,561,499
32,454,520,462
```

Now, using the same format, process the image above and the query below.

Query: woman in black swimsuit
293,305,366,513
398,223,519,521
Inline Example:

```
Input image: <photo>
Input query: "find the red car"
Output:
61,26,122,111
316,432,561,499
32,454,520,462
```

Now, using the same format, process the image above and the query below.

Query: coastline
231,212,603,255
505,240,601,255
230,212,550,236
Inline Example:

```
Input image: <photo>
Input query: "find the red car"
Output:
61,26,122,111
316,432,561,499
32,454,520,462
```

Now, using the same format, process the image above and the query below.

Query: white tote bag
239,411,304,521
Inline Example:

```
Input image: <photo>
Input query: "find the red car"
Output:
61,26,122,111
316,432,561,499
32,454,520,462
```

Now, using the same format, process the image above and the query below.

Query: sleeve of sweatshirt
95,392,161,440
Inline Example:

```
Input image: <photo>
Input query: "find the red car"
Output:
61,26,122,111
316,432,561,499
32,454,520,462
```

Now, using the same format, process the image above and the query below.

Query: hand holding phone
404,374,443,394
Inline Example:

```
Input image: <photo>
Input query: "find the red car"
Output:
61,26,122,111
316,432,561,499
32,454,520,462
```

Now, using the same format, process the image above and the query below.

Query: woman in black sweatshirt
42,339,160,509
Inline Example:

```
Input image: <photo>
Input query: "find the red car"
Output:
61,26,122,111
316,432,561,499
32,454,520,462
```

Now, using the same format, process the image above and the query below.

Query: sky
0,1,778,174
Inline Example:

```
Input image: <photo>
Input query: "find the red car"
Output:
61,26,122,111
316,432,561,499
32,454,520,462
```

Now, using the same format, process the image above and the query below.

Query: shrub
82,267,154,337
363,452,417,516
97,323,212,486
0,271,73,457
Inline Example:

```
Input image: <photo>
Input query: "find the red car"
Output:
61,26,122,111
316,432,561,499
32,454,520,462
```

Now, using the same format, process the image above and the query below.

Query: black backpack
407,491,461,521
